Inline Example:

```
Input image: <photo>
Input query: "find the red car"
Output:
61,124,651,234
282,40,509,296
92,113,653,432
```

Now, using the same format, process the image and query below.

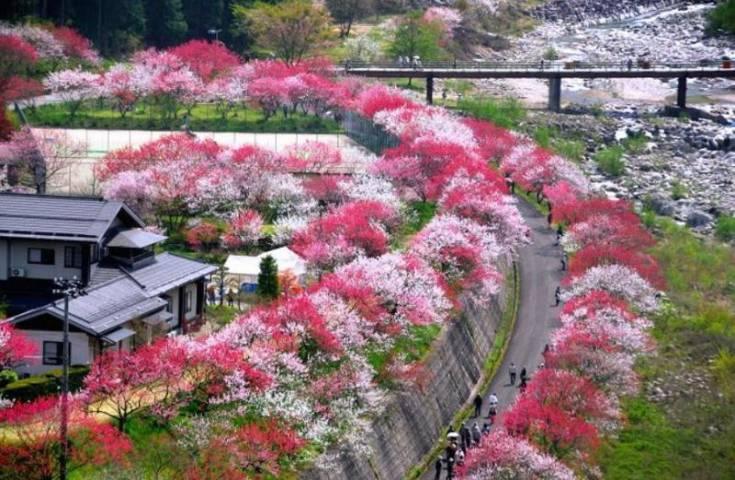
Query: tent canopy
224,247,307,280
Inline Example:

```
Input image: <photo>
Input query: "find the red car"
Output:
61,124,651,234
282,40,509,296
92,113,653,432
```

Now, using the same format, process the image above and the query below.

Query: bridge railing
341,59,730,72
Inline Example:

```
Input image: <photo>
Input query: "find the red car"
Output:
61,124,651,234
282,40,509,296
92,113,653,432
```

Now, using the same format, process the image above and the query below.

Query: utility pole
53,276,87,480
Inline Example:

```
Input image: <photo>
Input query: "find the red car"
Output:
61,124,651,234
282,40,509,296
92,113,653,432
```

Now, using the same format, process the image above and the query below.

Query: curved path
424,199,563,479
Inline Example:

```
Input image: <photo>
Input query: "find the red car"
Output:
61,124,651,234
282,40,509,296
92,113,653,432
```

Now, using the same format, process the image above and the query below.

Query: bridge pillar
548,76,562,112
426,76,434,105
677,76,687,109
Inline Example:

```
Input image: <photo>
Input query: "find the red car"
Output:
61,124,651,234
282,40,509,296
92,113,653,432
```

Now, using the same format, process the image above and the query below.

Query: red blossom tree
291,200,397,271
186,222,221,250
169,40,241,81
566,244,665,290
0,396,132,479
0,322,36,367
190,420,305,479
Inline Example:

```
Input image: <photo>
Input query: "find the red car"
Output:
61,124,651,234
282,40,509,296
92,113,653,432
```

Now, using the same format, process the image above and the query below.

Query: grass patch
715,215,735,243
206,304,239,330
599,398,694,479
18,102,342,133
594,145,625,177
623,134,648,155
457,96,527,130
531,126,586,162
367,324,443,381
599,216,735,479
392,201,437,249
671,180,688,201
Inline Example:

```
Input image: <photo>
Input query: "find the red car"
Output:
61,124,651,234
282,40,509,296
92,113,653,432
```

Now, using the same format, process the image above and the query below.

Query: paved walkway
425,199,563,480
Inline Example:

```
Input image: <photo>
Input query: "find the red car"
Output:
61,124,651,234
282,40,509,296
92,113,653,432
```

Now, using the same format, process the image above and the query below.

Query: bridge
341,60,735,112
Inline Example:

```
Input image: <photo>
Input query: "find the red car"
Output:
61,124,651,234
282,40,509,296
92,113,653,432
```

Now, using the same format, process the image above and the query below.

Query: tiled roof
0,192,144,241
8,253,215,336
129,252,217,296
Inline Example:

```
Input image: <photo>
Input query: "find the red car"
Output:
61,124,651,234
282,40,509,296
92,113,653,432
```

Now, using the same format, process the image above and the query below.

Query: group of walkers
436,392,498,480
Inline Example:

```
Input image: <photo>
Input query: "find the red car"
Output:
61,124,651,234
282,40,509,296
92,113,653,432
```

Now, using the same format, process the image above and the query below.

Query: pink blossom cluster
459,429,575,480
0,23,99,63
423,7,463,38
410,214,504,306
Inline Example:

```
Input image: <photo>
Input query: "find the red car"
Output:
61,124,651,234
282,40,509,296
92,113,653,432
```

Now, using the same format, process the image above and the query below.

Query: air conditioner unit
10,268,26,278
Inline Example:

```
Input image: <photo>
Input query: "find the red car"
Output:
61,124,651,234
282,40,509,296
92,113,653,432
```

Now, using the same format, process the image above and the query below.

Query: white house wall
7,239,84,280
18,330,91,375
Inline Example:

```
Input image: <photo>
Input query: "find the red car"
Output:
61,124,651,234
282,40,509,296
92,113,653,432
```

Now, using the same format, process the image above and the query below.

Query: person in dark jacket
520,366,528,383
473,394,483,418
555,286,561,306
459,423,471,452
434,457,443,480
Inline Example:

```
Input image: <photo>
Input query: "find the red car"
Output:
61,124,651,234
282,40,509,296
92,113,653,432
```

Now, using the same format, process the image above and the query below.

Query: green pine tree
146,0,188,47
256,255,280,300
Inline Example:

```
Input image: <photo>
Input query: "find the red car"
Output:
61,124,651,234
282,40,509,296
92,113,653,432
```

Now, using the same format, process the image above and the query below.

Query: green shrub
670,181,688,200
543,46,559,61
457,96,527,130
715,215,735,242
2,365,90,402
709,0,735,34
0,369,18,388
594,145,625,177
623,134,648,154
554,138,585,162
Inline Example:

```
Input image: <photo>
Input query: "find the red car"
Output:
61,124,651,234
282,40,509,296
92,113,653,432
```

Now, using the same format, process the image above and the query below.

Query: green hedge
1,366,90,403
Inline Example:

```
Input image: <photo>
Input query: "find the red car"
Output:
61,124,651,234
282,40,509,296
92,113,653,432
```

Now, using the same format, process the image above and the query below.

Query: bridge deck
341,61,735,79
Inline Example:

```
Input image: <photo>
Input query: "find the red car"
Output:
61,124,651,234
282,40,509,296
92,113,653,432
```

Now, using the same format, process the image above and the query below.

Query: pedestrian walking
227,291,234,307
520,366,528,383
488,405,497,424
555,286,561,306
434,457,443,480
561,253,567,271
509,362,517,385
460,423,471,452
627,58,633,71
473,394,483,418
519,377,528,393
547,211,553,225
447,456,455,479
471,422,482,446
487,392,498,410
544,343,550,354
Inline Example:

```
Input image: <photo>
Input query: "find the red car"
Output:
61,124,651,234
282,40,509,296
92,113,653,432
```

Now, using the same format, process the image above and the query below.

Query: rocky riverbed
465,1,735,231
525,108,735,230
476,2,735,110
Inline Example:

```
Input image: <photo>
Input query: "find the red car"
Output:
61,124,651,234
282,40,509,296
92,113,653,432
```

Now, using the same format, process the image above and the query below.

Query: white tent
224,247,307,291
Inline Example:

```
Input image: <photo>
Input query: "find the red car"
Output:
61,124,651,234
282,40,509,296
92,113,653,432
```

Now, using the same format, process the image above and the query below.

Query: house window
185,290,193,313
64,246,83,268
28,248,55,265
42,341,70,365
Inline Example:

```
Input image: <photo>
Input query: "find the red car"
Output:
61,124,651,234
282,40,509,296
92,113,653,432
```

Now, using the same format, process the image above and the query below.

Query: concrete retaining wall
301,260,513,480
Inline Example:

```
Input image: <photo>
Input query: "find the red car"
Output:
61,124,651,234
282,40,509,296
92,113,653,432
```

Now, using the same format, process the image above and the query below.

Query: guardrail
341,59,734,72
